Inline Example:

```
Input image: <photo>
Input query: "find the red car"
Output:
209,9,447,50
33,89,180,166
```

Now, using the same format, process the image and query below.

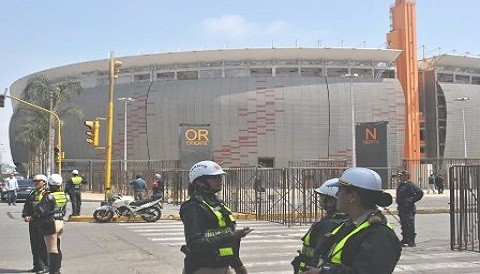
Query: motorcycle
93,193,163,222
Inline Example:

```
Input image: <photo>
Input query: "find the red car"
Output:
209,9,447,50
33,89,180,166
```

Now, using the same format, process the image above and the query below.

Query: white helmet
154,174,161,179
72,169,79,175
314,178,339,198
48,174,63,186
335,167,382,191
189,160,226,183
33,174,48,182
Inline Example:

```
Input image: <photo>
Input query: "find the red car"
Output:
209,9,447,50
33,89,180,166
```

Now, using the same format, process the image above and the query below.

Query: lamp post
453,97,470,158
344,73,359,166
117,97,134,171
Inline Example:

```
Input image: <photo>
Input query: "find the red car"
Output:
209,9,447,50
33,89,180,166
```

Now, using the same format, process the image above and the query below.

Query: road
1,200,480,273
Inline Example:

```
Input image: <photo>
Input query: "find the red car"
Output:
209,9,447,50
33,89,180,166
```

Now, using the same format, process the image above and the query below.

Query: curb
68,208,450,223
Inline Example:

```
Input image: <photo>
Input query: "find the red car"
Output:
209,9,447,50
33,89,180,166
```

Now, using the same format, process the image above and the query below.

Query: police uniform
22,186,49,272
65,173,85,215
180,194,243,274
292,212,348,273
320,210,401,274
395,175,424,246
34,187,67,274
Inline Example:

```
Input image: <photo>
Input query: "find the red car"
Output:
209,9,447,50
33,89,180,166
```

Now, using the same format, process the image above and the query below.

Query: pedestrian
396,170,424,247
33,174,67,274
152,173,165,198
427,173,436,194
435,174,445,194
130,175,147,200
4,172,19,205
180,160,253,274
303,167,402,274
65,169,87,216
291,178,348,273
22,174,49,273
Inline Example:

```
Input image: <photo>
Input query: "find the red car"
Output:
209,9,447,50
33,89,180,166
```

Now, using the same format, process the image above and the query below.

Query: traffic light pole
104,51,122,200
3,94,62,174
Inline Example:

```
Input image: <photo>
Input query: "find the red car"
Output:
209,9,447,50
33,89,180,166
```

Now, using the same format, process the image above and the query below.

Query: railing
450,165,480,252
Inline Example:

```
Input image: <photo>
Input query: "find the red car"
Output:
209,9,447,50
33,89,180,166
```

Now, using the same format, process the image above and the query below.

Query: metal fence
401,158,480,190
221,166,345,225
450,165,480,252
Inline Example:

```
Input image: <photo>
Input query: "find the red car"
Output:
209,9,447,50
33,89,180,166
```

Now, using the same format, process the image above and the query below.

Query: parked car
15,179,35,202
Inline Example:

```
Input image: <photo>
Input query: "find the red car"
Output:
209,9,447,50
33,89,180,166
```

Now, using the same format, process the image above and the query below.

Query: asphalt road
2,191,479,274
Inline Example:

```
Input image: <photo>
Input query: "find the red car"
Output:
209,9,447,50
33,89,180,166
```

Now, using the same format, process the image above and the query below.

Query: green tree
14,76,84,172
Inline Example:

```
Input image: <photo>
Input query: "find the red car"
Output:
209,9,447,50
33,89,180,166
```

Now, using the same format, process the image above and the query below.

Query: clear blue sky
0,0,478,164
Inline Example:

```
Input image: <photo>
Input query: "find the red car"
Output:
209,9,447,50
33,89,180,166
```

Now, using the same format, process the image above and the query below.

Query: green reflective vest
71,176,83,185
328,219,393,265
50,191,67,218
200,198,237,258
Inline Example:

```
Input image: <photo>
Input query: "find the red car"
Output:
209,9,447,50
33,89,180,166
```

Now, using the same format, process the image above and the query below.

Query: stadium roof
421,54,480,70
13,48,402,83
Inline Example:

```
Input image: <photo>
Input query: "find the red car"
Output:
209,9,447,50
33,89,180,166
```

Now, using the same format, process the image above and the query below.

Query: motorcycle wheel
93,209,114,222
140,206,162,222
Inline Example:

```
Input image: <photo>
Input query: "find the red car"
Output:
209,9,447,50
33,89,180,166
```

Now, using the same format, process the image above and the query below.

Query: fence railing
449,165,480,252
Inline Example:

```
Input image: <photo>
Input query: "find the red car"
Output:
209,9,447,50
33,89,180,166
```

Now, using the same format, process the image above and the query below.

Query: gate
450,165,480,252
222,167,345,225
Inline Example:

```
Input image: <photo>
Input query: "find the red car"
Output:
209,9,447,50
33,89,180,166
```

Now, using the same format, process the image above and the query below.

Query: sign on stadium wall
356,121,389,188
179,124,212,170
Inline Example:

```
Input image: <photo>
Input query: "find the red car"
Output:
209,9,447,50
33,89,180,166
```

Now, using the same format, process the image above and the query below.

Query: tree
14,76,84,172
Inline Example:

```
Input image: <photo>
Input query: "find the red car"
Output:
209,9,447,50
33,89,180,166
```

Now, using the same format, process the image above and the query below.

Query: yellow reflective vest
328,219,393,265
200,198,237,258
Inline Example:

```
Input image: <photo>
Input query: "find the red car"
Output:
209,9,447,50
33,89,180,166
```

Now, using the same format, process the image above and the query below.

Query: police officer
65,169,86,216
291,178,348,273
396,170,424,247
303,167,401,274
180,160,253,274
33,174,67,274
22,174,49,273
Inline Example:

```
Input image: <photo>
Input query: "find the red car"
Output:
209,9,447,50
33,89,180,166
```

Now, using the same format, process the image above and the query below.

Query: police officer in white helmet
180,160,253,274
291,178,348,273
32,174,68,274
22,175,49,273
303,167,401,274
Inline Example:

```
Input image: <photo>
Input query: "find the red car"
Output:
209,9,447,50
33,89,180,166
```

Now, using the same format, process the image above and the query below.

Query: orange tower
387,0,420,162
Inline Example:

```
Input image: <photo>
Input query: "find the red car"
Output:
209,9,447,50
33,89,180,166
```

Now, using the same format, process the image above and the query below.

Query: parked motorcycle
93,193,163,222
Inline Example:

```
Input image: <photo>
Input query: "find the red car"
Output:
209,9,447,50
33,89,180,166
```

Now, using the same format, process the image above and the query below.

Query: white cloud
201,15,292,40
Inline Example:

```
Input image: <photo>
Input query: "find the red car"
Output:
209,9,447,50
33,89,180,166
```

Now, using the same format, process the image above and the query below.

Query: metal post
4,94,62,173
454,97,470,159
105,51,115,200
344,73,358,166
350,78,356,166
117,97,134,171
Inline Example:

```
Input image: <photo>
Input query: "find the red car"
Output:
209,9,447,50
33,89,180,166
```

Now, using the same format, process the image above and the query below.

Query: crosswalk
119,220,480,273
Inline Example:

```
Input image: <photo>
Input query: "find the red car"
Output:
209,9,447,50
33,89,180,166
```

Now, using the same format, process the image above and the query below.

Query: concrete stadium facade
420,54,480,159
10,48,407,169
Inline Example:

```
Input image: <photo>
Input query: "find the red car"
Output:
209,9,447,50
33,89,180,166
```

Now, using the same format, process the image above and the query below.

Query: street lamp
453,97,470,158
344,73,359,166
117,97,135,171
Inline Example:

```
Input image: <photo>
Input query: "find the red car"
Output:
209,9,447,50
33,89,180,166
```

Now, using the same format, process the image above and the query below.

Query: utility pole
453,97,470,159
117,97,134,171
104,51,122,200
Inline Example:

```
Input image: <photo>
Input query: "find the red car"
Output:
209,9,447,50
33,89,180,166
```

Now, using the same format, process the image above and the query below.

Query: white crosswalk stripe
119,220,480,273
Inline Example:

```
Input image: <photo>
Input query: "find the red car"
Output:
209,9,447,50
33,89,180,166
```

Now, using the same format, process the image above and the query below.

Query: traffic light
85,120,100,146
112,60,122,79
0,94,5,107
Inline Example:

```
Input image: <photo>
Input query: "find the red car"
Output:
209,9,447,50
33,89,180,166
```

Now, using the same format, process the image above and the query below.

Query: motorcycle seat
130,196,161,206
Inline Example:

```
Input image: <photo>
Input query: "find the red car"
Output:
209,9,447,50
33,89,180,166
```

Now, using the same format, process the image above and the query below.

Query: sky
0,0,479,164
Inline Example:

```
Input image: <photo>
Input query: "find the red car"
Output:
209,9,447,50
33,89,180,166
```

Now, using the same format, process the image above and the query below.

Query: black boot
48,253,61,274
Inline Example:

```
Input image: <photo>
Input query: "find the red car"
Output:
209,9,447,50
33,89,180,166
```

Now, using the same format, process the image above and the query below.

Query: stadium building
9,48,407,170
